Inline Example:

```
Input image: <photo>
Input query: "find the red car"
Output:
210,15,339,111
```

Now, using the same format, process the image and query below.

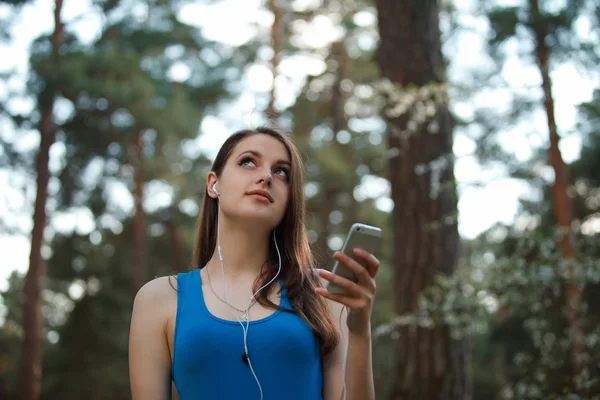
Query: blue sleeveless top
172,269,323,399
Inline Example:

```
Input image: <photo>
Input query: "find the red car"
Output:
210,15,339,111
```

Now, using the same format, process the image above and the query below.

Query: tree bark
166,219,185,272
314,40,354,268
330,41,358,224
315,180,336,267
529,0,582,378
17,1,64,399
374,1,467,399
132,132,146,292
267,0,282,119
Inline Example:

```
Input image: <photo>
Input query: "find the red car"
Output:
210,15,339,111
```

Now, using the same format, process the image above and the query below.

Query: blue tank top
172,269,323,399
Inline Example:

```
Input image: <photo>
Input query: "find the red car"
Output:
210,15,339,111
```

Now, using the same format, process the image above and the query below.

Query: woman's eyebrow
237,150,290,166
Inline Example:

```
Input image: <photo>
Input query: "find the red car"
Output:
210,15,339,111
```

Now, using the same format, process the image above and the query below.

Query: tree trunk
330,40,358,224
166,219,185,272
267,0,282,119
374,1,467,399
17,1,64,399
330,41,347,137
132,132,146,292
529,0,582,379
314,40,353,268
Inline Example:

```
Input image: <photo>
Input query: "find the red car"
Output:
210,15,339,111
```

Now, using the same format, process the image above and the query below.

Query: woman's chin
232,209,282,230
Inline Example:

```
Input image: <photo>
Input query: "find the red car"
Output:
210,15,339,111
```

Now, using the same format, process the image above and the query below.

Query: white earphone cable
215,196,282,400
213,184,345,399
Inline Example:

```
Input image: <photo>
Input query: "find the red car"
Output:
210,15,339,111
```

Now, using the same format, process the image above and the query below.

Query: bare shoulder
132,276,178,317
129,276,178,399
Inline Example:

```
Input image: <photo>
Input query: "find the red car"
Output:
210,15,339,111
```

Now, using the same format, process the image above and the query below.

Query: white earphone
212,183,220,197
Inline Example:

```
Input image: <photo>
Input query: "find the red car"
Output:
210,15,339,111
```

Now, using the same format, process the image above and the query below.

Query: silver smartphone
326,223,382,295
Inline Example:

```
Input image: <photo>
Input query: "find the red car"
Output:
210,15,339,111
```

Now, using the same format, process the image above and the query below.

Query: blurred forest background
1,0,599,399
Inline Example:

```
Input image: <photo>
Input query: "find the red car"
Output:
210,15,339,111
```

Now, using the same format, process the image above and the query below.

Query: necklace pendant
240,312,248,321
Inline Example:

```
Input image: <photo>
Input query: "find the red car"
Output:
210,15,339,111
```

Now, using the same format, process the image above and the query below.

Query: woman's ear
206,172,218,199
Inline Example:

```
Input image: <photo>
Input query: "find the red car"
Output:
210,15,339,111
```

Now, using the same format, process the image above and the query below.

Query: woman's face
208,134,291,231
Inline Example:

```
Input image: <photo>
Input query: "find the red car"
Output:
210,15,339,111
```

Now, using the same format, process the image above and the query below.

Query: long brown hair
191,127,339,355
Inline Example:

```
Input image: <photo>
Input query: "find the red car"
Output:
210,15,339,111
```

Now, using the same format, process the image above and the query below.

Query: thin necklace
205,266,256,320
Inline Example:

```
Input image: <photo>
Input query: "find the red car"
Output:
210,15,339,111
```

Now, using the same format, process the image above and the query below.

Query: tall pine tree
375,1,467,398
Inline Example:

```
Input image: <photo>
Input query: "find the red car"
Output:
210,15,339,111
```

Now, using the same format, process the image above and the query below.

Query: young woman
129,127,380,400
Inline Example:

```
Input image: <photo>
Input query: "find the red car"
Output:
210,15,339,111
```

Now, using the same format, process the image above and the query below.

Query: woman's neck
205,214,272,281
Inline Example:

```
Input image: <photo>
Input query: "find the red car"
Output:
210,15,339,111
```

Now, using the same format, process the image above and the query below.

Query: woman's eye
240,157,256,167
275,168,289,179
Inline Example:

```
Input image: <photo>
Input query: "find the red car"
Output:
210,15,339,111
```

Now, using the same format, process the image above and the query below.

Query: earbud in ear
212,183,219,196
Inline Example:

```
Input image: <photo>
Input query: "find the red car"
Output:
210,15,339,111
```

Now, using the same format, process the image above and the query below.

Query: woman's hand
315,248,380,337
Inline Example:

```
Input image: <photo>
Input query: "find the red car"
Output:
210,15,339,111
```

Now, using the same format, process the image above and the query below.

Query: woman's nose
257,168,272,185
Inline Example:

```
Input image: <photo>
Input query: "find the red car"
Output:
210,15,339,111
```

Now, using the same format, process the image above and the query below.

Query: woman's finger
317,269,362,297
352,248,380,279
333,251,372,286
315,287,365,310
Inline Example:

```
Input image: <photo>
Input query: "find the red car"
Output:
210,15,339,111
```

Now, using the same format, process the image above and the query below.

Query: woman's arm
322,302,375,400
344,327,375,400
322,300,347,400
317,248,380,400
129,277,174,400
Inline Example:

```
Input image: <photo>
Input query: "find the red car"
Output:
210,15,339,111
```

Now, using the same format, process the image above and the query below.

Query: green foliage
0,0,31,5
573,89,600,187
375,231,600,398
484,0,593,62
487,7,520,47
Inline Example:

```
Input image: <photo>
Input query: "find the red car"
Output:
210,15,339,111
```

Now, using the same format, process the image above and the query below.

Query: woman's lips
246,189,273,203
